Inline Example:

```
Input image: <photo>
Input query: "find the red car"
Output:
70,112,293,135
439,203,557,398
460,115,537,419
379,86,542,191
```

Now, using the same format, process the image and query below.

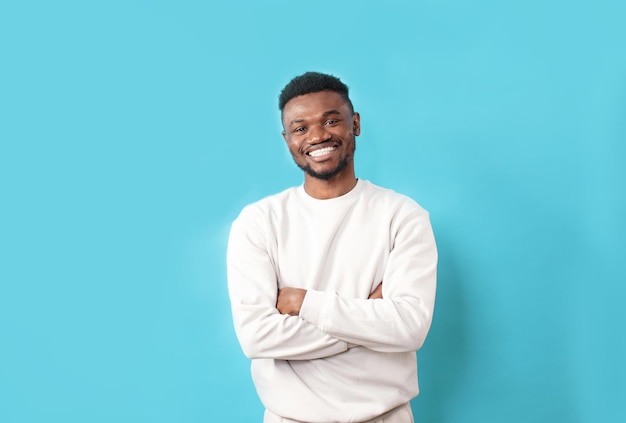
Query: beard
295,155,352,180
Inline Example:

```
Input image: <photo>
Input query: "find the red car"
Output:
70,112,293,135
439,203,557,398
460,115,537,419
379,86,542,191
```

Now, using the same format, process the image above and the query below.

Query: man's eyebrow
322,109,342,117
288,110,342,126
289,118,304,126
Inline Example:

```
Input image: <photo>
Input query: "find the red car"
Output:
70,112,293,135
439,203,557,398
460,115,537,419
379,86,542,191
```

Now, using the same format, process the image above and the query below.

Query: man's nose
308,125,331,144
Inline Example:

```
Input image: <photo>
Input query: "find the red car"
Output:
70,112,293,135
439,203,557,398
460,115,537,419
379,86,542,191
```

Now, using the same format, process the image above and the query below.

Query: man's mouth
307,146,337,157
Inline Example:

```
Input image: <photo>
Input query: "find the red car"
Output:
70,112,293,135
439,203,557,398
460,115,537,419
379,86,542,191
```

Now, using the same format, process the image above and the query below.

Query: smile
308,146,336,157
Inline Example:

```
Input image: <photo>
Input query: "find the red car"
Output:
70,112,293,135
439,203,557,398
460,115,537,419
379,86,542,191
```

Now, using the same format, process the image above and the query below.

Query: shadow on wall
411,232,467,422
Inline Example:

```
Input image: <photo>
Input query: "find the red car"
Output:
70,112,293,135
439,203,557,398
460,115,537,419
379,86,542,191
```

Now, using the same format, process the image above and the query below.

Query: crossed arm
277,283,383,316
227,206,437,361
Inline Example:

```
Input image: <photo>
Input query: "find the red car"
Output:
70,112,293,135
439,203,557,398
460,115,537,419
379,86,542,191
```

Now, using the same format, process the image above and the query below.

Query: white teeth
309,146,335,157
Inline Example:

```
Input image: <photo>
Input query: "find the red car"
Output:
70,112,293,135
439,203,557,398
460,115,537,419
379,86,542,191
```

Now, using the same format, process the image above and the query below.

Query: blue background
1,1,625,422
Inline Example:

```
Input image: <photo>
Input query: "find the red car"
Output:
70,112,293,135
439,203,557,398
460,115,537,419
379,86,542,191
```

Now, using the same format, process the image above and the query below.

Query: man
227,72,437,423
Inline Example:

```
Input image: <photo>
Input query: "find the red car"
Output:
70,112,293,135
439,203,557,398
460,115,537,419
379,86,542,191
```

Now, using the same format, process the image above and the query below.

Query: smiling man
227,72,437,423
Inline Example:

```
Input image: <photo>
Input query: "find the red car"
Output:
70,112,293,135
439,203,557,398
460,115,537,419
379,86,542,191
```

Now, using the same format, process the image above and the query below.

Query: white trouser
263,402,414,423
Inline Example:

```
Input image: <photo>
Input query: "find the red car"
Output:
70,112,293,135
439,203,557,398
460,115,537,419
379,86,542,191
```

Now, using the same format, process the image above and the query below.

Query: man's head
279,72,360,186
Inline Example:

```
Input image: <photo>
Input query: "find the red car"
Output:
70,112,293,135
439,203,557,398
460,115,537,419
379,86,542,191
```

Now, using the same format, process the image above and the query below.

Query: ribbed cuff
300,289,331,331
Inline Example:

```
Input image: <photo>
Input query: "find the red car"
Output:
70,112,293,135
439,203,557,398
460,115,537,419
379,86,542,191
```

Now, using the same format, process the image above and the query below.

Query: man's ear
353,112,361,136
282,130,287,142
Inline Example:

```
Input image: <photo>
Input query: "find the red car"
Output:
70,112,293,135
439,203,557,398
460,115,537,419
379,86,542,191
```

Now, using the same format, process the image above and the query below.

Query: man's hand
277,283,381,316
277,288,307,315
368,282,383,299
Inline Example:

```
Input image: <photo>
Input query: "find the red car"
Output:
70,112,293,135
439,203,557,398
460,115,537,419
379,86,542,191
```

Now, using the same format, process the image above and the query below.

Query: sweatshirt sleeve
227,206,349,360
299,207,437,353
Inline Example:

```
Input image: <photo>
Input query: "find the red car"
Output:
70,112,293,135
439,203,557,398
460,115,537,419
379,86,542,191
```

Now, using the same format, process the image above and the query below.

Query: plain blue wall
1,1,624,422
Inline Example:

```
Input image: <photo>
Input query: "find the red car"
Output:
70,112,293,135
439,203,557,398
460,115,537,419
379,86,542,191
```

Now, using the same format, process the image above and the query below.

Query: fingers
277,287,307,315
368,282,383,299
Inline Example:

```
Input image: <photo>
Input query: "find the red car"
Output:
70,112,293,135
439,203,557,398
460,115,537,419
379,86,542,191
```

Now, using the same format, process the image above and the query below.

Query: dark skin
277,90,383,315
281,90,360,200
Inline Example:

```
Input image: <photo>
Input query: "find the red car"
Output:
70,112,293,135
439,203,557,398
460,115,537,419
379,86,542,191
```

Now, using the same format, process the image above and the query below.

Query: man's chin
298,160,349,181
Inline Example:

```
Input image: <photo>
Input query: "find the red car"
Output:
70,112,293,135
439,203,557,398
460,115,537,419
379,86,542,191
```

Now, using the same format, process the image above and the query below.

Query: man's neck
303,174,358,200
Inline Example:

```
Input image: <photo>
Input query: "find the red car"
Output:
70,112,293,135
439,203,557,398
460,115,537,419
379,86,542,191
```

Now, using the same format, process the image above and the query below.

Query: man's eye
325,119,338,125
294,127,306,133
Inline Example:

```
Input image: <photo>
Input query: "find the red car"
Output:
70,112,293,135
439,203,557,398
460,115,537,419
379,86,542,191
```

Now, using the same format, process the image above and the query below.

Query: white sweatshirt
227,180,437,423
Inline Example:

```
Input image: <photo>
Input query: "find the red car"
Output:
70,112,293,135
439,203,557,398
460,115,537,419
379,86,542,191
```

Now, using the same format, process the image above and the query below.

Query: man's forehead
282,91,351,119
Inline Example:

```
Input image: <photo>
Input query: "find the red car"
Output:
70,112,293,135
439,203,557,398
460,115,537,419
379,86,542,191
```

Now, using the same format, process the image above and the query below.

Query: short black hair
279,72,353,112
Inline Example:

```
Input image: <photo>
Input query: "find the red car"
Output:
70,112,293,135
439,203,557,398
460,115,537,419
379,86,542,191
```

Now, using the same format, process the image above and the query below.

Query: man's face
282,91,360,181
